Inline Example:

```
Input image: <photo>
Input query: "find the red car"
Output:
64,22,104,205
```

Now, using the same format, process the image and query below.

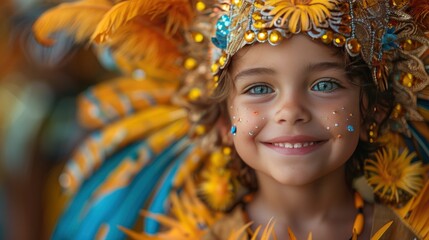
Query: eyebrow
234,67,276,82
233,61,346,82
305,62,345,73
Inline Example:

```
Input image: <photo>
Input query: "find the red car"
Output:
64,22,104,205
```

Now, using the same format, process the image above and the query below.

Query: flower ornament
266,0,336,33
365,148,426,206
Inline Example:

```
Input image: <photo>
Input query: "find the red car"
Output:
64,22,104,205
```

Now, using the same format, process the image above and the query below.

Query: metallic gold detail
244,30,256,43
347,38,361,54
401,73,414,88
196,1,206,11
269,30,282,44
257,30,268,42
184,57,197,70
321,31,333,44
188,87,202,100
192,32,204,43
333,34,346,47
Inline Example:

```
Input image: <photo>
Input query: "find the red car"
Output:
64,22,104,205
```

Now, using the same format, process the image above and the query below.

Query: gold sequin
184,57,197,70
211,62,219,73
253,20,264,29
254,0,264,9
219,54,227,66
401,73,414,88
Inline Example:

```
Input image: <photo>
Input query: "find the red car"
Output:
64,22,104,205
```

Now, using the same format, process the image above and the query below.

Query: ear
216,112,234,146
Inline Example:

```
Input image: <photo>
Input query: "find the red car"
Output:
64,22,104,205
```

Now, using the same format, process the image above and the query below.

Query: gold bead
269,30,282,44
223,147,232,156
253,20,265,29
321,31,333,44
347,38,361,54
211,62,219,73
188,87,202,100
195,125,206,135
244,30,256,42
196,1,206,11
257,30,268,41
192,32,204,43
401,73,414,88
232,0,242,6
213,75,219,82
184,57,197,70
391,0,408,8
338,25,351,34
252,12,262,20
333,34,346,47
219,54,227,66
254,0,264,9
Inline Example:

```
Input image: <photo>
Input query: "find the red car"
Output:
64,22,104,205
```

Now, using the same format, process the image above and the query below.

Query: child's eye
246,85,274,95
311,79,341,92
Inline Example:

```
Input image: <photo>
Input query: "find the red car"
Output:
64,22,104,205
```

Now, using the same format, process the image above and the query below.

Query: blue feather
93,137,189,239
144,146,193,234
52,141,153,240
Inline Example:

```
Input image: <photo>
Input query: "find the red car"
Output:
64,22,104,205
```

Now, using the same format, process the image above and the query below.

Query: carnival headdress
33,0,429,239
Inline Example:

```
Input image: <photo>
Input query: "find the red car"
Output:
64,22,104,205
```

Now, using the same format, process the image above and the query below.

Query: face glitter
249,131,254,136
230,125,237,135
347,125,355,132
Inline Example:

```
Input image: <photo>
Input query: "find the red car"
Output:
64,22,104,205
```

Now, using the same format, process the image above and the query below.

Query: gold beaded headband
208,0,429,136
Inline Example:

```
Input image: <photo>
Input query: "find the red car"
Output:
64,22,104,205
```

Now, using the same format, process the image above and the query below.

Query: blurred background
0,0,115,239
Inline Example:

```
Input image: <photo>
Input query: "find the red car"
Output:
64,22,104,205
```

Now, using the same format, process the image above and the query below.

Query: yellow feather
288,227,297,240
370,221,393,240
33,0,112,46
91,0,193,44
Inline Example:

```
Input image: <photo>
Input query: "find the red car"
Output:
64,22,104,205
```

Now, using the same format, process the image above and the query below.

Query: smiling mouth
272,142,318,149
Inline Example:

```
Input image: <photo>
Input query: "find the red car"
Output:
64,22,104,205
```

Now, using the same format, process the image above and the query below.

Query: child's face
227,35,362,186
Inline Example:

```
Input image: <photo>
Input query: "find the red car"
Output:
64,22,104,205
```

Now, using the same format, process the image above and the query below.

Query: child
34,0,429,239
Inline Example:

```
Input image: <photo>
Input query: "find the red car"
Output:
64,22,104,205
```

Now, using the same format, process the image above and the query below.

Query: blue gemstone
230,125,237,135
347,125,355,132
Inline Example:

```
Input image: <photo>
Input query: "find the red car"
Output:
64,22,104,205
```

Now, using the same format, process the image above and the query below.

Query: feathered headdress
34,0,429,239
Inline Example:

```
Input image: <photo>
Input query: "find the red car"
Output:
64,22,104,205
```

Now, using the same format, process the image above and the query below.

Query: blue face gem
347,125,355,132
230,125,237,135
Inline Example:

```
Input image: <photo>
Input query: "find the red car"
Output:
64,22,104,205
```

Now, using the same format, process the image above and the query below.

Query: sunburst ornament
266,0,337,33
364,147,426,206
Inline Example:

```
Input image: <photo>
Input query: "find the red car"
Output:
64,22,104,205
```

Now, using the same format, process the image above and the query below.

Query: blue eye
247,85,274,95
311,79,340,92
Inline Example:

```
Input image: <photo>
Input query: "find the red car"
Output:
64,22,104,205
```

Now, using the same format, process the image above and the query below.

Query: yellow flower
199,168,236,211
365,147,425,206
266,0,338,33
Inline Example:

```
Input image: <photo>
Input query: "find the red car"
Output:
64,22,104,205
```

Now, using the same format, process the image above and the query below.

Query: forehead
231,35,345,74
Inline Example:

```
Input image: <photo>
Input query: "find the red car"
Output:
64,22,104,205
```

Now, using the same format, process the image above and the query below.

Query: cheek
322,105,360,139
229,105,267,137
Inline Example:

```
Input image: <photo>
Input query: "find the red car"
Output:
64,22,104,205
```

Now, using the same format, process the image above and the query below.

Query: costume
34,0,429,239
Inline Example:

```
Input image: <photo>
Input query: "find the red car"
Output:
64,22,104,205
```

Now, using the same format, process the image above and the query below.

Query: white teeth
272,142,316,148
285,143,293,148
293,143,302,148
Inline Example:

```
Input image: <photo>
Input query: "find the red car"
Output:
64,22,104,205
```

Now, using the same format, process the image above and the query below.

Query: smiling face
227,35,362,186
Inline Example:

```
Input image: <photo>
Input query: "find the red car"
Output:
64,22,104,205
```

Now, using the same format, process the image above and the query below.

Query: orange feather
91,0,194,44
33,0,112,46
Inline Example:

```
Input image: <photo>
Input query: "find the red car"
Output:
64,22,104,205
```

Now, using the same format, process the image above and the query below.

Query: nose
274,93,311,125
